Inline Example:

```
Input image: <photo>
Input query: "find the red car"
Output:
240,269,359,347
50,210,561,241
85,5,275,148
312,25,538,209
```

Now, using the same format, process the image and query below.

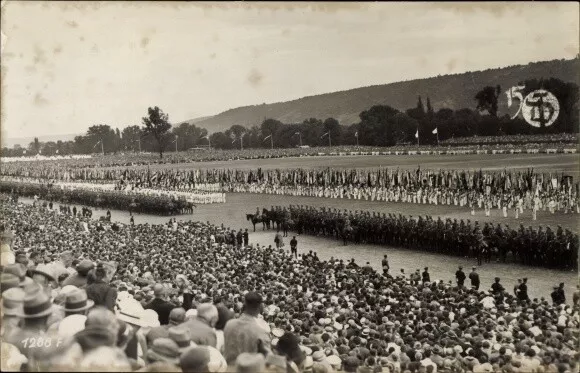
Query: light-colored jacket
223,313,271,365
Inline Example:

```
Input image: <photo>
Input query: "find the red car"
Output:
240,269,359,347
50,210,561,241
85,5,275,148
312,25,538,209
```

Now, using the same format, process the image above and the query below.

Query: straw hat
235,353,265,373
146,338,181,365
63,289,94,313
58,315,87,339
18,283,53,318
1,287,25,317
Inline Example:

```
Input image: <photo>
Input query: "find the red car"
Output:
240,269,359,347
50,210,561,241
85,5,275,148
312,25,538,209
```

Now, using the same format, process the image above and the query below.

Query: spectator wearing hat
5,283,57,358
145,338,180,367
422,267,430,283
275,332,306,373
50,250,75,280
47,288,95,337
63,288,95,317
312,350,334,373
1,287,25,338
74,306,119,354
86,262,118,311
182,303,218,348
144,284,176,325
62,259,94,288
343,356,361,373
469,267,480,290
235,352,266,373
179,346,228,373
223,292,271,365
455,266,465,288
518,278,530,303
168,327,196,353
3,263,34,288
1,273,20,293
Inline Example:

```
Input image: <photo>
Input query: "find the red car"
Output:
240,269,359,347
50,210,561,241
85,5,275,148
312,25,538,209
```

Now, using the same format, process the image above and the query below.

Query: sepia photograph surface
0,2,579,372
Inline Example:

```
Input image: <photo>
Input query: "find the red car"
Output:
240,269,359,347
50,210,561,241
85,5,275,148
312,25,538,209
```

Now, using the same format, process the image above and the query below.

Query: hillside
186,58,580,132
2,133,79,148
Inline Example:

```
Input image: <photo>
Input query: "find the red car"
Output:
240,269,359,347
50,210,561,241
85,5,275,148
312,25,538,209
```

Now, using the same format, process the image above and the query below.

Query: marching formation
3,166,578,217
256,205,579,270
1,199,579,373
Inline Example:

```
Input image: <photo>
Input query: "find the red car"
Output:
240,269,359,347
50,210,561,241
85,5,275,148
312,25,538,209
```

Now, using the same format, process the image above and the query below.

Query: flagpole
329,133,331,147
436,131,439,146
356,133,359,146
270,135,273,150
101,139,104,155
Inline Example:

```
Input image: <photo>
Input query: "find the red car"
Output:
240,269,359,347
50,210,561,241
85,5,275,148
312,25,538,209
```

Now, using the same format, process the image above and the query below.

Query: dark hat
244,291,263,305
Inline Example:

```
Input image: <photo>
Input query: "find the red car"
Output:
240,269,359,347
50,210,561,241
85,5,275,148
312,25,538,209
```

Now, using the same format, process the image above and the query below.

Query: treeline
2,77,577,157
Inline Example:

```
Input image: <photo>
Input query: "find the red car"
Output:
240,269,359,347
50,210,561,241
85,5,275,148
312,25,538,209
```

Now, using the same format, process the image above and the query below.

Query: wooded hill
183,58,579,132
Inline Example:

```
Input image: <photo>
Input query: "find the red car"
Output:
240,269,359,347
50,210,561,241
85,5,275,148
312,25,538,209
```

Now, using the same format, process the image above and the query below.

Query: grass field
102,153,580,175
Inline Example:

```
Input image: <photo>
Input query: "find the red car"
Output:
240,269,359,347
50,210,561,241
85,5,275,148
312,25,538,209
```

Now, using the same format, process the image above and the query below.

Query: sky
1,2,578,143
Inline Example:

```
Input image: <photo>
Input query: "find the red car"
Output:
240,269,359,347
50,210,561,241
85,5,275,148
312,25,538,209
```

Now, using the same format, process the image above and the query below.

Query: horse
339,224,354,246
182,202,197,214
246,212,269,232
99,215,111,222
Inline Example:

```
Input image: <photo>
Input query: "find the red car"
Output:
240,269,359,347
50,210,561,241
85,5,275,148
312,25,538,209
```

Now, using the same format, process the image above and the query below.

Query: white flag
263,134,272,141
320,132,329,139
432,128,438,134
415,130,419,138
355,131,358,138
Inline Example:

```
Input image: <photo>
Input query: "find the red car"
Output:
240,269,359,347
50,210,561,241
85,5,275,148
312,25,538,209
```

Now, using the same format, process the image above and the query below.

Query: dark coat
144,298,176,325
86,280,117,311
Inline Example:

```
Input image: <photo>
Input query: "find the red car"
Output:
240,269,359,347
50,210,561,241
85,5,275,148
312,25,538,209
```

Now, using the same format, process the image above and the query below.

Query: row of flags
10,165,576,195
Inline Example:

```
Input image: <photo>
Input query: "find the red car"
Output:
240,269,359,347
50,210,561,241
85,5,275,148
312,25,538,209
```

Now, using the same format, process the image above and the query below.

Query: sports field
103,153,580,175
24,196,575,301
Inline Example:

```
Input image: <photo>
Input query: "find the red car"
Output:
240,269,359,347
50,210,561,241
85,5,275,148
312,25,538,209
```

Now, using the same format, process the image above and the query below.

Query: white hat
58,315,87,339
142,309,160,328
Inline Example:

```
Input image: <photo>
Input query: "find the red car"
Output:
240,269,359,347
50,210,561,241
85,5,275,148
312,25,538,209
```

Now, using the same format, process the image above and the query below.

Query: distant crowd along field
1,133,577,167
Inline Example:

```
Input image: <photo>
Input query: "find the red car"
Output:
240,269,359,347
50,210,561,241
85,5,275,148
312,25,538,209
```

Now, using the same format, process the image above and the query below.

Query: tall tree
323,117,341,146
475,85,501,117
417,96,425,113
142,106,172,158
121,125,143,152
426,97,434,118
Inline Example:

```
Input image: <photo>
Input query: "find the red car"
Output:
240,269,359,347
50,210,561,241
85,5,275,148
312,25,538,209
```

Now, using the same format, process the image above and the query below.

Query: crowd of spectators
1,198,579,372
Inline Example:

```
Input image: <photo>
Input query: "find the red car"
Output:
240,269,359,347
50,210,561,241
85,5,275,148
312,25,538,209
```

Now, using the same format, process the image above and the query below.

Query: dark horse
246,208,272,231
